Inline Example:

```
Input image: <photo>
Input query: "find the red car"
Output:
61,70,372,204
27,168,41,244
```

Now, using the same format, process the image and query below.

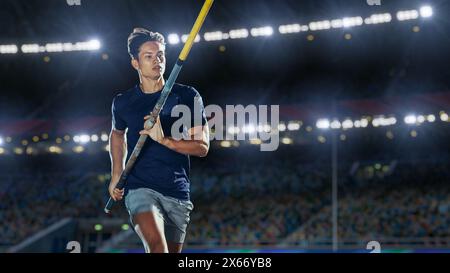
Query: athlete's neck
139,77,165,94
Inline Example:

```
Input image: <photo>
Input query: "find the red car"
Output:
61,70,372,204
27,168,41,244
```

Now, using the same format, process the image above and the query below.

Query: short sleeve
111,95,127,131
184,87,207,129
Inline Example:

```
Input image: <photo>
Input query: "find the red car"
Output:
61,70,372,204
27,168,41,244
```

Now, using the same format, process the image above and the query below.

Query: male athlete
108,28,209,253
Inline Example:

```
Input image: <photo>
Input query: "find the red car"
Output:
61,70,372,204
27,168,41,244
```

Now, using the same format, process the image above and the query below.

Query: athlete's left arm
161,125,209,157
140,115,209,157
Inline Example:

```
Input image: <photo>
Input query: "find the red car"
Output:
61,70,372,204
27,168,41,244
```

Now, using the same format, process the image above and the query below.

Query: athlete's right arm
108,129,127,201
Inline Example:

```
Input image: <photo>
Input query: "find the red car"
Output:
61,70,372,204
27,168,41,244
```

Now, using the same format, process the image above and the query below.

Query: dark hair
127,27,166,60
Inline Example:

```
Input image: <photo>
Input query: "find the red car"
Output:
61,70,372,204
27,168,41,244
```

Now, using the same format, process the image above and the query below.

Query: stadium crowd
1,153,448,249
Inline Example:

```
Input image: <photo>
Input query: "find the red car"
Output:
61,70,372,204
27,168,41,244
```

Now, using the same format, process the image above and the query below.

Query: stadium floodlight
243,124,256,133
21,44,40,53
309,20,331,31
257,124,270,133
440,112,448,122
416,115,425,123
331,19,343,28
0,44,18,54
404,115,417,124
279,24,301,34
229,29,249,39
167,33,180,45
278,123,286,132
389,117,397,125
372,118,380,127
204,31,228,41
45,43,64,53
316,119,330,129
22,39,101,53
287,122,301,131
427,114,436,122
86,39,101,50
79,134,90,144
360,118,369,128
91,134,99,142
227,126,240,134
365,13,392,25
373,116,396,127
372,117,381,127
0,137,3,145
397,10,419,21
420,6,433,18
63,43,73,51
73,40,100,51
382,117,397,126
330,120,341,129
181,34,201,43
342,17,364,28
250,26,274,37
342,119,354,129
101,133,109,142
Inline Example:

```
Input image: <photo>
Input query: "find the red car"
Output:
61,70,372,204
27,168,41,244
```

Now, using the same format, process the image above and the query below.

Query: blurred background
0,0,449,253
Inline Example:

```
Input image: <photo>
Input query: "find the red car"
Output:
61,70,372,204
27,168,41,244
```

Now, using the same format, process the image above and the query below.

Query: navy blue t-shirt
111,83,207,201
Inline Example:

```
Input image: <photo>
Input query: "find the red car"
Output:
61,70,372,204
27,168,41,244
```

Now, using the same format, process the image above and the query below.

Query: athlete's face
133,41,166,81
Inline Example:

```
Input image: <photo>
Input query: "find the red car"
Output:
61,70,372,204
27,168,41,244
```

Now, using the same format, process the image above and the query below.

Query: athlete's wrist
160,137,171,147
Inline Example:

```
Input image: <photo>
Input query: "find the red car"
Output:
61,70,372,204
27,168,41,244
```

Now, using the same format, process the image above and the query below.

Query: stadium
0,0,449,254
